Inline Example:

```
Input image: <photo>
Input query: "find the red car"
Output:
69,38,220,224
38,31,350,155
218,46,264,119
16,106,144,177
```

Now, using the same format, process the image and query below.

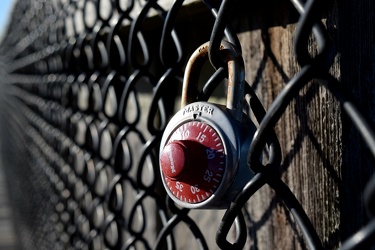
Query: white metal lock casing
159,101,256,209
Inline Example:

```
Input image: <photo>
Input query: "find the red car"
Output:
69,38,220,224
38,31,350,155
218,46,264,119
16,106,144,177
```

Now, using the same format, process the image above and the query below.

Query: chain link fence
0,0,374,249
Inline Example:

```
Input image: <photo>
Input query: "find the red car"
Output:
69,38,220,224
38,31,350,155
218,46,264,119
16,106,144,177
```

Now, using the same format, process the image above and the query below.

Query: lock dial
160,121,226,204
159,101,255,209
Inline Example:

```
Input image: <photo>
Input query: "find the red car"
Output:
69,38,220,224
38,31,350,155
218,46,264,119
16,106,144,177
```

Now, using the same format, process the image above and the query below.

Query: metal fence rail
0,0,374,249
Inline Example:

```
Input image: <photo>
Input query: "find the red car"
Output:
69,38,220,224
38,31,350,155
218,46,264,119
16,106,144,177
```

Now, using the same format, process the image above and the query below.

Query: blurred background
0,1,14,37
0,1,16,249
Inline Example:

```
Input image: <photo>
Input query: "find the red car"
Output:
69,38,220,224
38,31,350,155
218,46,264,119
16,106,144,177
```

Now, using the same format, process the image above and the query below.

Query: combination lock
159,41,256,209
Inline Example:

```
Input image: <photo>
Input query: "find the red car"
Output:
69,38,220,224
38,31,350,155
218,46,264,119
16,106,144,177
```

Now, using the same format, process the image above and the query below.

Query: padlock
159,41,256,209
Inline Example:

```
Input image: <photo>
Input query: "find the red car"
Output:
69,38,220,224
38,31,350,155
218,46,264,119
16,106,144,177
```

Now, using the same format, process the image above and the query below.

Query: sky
0,0,15,38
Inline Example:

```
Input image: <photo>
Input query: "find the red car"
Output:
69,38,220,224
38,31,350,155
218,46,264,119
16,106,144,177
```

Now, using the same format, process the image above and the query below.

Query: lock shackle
181,41,245,121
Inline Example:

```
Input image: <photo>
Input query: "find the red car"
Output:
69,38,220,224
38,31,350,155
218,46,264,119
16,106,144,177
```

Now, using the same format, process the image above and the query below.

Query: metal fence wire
0,0,374,249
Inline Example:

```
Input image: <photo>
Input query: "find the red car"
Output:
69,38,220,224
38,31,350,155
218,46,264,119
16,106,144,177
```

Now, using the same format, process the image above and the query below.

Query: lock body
159,101,256,209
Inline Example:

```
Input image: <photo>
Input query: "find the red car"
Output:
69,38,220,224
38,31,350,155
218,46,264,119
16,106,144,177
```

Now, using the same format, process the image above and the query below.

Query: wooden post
234,0,375,248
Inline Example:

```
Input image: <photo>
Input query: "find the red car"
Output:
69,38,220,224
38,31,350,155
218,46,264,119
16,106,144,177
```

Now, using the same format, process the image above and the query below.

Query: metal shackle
181,40,245,121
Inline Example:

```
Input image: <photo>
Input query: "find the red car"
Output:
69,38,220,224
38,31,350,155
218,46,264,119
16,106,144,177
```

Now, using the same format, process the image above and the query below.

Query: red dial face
160,121,226,204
